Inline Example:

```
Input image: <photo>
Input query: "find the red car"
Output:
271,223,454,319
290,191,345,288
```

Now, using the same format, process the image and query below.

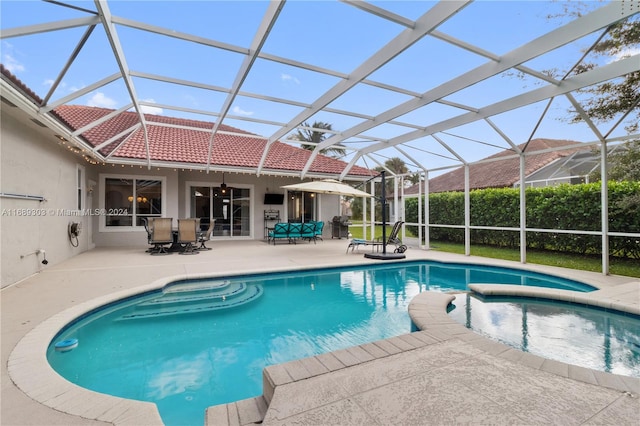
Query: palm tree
292,121,346,158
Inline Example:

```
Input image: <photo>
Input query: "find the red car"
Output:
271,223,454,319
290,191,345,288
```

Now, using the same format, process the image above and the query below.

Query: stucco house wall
1,108,345,287
1,109,88,287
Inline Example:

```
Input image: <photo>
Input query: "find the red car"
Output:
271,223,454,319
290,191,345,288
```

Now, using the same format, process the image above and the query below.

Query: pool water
47,261,595,426
447,294,640,378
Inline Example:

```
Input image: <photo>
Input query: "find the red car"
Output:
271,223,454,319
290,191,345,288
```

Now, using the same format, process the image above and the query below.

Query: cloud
1,43,25,73
232,105,253,116
608,47,640,63
281,73,300,85
86,92,117,108
140,99,163,115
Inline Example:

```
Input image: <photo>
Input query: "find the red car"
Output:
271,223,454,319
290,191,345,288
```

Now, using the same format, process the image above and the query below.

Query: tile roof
1,64,43,106
404,139,587,194
52,105,374,177
0,64,372,178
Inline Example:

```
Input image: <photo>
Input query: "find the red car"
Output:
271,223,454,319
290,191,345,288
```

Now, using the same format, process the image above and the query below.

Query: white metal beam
94,0,151,167
0,17,100,39
205,0,285,172
257,0,471,176
360,55,639,155
310,2,637,167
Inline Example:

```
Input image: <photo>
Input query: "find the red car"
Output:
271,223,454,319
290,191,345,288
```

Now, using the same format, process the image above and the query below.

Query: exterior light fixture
220,173,228,194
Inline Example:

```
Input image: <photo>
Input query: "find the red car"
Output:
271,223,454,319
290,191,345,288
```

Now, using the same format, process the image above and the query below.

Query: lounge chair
177,218,199,255
346,221,407,253
149,217,173,255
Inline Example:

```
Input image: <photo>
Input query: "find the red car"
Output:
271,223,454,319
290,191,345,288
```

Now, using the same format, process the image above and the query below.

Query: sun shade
281,179,373,198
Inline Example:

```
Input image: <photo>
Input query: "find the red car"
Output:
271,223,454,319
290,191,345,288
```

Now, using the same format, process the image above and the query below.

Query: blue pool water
48,261,595,426
447,294,640,378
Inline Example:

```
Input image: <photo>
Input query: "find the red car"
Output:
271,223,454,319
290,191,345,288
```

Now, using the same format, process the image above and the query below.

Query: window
103,177,163,227
76,166,84,210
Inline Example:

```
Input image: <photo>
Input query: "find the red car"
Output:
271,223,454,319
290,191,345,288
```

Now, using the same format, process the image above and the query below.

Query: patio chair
346,221,407,253
197,219,215,250
288,222,303,243
313,220,324,240
268,222,290,245
149,218,173,255
177,218,200,255
301,222,317,244
142,217,153,252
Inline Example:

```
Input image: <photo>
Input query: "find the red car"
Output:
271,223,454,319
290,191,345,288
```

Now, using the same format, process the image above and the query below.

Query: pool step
140,282,248,306
117,283,263,320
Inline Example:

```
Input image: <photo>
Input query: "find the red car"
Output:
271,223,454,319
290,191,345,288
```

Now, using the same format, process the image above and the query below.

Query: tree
374,157,411,194
589,139,640,182
550,5,639,133
567,20,639,134
351,157,411,219
291,121,346,158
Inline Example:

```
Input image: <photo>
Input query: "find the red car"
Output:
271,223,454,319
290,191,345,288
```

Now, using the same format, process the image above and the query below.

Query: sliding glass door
190,185,251,237
287,191,317,222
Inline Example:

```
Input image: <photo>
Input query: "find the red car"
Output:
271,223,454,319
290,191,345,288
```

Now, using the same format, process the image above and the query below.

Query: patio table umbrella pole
365,170,405,260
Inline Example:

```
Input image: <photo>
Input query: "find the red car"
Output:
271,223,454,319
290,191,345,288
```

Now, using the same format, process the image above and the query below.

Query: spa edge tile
359,341,391,358
314,351,347,372
299,355,330,377
345,344,376,363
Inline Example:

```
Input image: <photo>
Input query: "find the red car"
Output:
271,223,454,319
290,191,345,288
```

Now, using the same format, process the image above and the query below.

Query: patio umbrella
281,179,373,198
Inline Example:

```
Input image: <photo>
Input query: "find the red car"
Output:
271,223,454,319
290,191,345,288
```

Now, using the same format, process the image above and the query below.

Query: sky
1,0,637,174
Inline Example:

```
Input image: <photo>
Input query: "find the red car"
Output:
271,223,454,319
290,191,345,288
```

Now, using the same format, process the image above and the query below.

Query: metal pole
381,170,387,254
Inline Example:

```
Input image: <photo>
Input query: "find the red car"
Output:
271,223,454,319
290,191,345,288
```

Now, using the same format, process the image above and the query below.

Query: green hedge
405,181,640,259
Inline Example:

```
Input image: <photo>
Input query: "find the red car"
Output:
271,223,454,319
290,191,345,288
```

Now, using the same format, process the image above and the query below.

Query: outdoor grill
331,215,351,239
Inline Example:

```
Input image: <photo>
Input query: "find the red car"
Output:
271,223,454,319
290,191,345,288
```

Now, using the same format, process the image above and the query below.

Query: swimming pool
47,261,596,425
447,293,640,378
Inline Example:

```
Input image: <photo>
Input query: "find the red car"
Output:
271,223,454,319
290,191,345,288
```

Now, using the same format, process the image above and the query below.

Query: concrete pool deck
2,239,639,425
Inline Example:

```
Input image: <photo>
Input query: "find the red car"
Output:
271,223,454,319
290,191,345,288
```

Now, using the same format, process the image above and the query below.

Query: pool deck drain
2,240,639,425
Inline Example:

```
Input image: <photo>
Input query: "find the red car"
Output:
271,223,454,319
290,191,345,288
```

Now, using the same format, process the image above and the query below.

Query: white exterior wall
1,110,89,287
1,108,349,286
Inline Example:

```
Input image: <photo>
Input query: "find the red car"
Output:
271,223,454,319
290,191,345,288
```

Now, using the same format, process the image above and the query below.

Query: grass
348,223,640,278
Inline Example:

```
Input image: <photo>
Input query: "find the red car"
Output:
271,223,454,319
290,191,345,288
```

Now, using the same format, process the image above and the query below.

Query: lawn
348,223,640,278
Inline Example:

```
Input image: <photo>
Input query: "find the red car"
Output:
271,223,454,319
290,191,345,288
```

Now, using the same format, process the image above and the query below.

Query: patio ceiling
1,0,638,180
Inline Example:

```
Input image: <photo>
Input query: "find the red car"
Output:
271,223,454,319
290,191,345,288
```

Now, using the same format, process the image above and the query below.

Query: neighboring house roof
1,64,373,178
405,139,587,194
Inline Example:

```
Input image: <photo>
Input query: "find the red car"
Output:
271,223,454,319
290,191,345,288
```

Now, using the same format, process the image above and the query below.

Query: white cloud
140,99,163,115
281,73,300,85
608,47,640,63
1,42,25,73
86,92,117,108
232,105,253,116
